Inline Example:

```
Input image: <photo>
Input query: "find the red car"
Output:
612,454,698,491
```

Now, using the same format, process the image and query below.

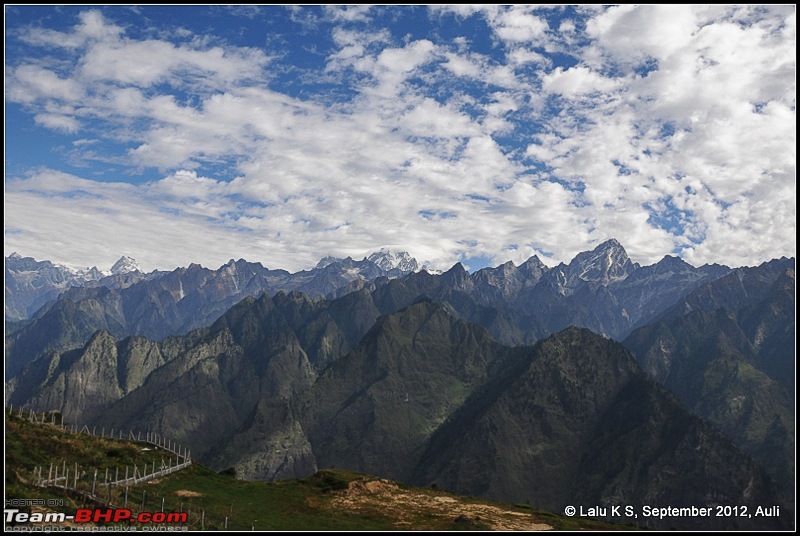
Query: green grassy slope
5,411,628,531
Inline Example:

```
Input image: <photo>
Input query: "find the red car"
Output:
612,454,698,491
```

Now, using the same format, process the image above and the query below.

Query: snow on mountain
111,255,141,275
315,256,341,270
5,253,106,320
566,239,638,288
367,249,420,273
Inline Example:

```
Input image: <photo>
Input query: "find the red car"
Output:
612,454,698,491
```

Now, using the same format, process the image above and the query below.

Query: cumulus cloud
4,6,796,272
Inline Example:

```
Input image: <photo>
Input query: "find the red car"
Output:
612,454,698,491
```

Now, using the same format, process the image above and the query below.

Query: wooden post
92,470,98,495
201,510,205,531
115,467,119,483
124,486,128,508
141,490,146,511
74,463,78,489
126,466,129,482
49,463,53,482
161,497,165,513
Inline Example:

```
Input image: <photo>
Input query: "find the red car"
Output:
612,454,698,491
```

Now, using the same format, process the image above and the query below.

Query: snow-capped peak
315,255,342,269
111,256,141,275
569,239,636,285
367,249,420,273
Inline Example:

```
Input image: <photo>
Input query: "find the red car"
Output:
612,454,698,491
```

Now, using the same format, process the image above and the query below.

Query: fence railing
7,406,257,529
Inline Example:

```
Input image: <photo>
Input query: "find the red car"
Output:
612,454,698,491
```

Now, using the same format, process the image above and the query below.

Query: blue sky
4,5,796,272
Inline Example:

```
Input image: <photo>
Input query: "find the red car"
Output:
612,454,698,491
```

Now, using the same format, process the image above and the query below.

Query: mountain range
5,241,795,529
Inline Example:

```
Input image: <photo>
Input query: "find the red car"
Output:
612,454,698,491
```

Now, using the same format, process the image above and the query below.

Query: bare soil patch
329,478,552,530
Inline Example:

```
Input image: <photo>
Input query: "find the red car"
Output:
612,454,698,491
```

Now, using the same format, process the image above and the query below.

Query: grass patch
7,412,635,530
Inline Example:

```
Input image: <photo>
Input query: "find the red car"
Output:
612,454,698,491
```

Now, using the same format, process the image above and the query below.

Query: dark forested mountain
413,327,787,530
623,259,795,492
8,301,790,529
5,243,795,530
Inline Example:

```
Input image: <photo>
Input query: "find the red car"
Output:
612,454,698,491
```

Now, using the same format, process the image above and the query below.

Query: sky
4,5,796,273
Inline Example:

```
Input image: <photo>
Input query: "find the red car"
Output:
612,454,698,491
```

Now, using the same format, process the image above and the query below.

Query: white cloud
490,6,549,43
78,39,268,89
18,10,124,49
542,65,621,96
4,6,796,273
34,113,80,133
586,5,697,68
8,65,85,104
324,5,374,23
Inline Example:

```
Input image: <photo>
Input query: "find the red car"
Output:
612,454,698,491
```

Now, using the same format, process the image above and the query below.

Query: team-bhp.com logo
6,508,187,525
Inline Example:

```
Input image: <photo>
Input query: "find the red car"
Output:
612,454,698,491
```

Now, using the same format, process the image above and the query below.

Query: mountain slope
4,254,420,377
14,299,790,530
623,260,795,492
413,327,789,530
4,253,148,322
